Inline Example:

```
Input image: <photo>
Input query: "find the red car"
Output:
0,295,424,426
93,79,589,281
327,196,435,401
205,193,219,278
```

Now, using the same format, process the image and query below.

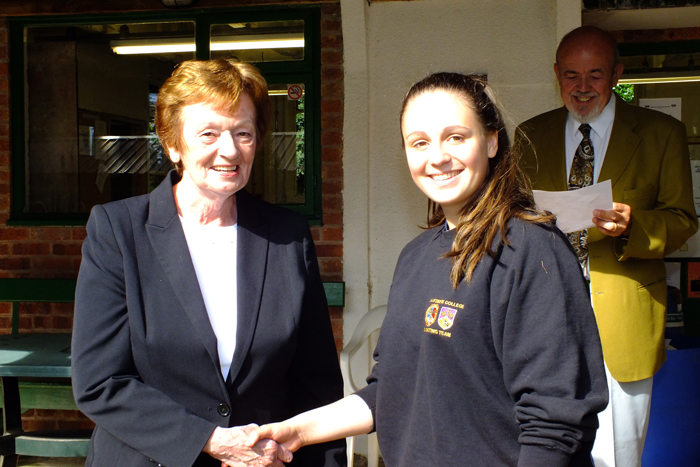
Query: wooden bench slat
323,281,345,307
0,278,344,307
15,430,92,458
0,279,77,304
0,382,78,412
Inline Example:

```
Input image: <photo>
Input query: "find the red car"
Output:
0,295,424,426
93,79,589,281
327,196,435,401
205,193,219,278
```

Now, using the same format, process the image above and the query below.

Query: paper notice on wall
666,261,684,329
638,97,682,121
79,125,94,156
691,158,700,216
665,261,681,290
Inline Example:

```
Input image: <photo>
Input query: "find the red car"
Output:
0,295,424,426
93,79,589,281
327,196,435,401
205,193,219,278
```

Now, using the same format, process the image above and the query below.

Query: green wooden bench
0,278,91,463
0,278,345,463
0,278,344,321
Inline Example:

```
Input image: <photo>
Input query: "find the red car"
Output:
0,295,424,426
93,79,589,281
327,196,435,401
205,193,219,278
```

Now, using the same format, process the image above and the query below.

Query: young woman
248,72,608,467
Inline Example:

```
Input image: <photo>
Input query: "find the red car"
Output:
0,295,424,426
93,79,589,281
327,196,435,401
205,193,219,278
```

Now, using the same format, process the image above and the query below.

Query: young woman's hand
246,422,305,453
204,424,293,467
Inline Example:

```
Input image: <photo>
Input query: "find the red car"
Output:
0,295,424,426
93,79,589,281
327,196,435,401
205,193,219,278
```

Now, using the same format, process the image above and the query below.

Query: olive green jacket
515,96,698,382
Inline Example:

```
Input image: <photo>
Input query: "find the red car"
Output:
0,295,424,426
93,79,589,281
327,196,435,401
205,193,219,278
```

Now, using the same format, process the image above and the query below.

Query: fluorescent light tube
618,75,700,85
112,34,304,55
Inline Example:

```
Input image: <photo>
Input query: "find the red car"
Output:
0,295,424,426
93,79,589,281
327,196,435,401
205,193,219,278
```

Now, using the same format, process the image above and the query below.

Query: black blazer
72,171,345,467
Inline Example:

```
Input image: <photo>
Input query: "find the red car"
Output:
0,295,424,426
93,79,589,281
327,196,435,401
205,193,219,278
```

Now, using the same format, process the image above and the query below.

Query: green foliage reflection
614,84,634,103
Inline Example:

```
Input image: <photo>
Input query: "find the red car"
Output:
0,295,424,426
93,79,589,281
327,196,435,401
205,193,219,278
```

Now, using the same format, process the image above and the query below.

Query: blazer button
217,403,231,416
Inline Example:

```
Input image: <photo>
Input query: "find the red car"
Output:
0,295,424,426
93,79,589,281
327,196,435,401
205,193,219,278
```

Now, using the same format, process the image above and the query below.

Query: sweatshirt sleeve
353,353,379,432
490,223,608,466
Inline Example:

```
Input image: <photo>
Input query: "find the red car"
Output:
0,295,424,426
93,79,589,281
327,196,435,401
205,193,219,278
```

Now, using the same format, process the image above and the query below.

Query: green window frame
7,6,322,225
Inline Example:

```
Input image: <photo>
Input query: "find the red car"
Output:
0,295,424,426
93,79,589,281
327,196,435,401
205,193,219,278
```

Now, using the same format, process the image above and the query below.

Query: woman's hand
246,422,304,453
246,395,373,453
204,425,293,467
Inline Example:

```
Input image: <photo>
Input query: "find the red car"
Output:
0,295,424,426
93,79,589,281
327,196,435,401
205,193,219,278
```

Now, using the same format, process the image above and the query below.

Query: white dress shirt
565,95,616,185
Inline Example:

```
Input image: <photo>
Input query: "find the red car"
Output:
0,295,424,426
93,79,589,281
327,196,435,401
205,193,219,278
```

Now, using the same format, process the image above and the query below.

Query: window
250,83,307,204
8,8,321,224
618,40,700,141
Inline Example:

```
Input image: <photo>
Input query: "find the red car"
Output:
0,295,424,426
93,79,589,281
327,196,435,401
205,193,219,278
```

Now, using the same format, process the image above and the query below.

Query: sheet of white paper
665,261,681,290
532,180,613,233
691,158,700,216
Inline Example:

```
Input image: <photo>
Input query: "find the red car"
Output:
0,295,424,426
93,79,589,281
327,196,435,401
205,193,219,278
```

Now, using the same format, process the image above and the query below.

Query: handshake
203,421,299,467
203,395,373,466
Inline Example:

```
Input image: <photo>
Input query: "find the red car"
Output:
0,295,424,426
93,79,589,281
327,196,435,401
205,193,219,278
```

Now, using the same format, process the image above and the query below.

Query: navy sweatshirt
356,219,608,467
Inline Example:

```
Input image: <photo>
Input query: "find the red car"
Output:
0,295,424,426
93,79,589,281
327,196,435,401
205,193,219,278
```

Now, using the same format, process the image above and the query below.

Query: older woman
72,59,345,467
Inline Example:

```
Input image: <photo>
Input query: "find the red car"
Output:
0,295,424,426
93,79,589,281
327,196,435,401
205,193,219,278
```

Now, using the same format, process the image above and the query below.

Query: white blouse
179,217,238,380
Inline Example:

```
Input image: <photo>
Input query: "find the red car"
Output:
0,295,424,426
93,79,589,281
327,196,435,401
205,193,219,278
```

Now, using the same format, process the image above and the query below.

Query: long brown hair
400,73,554,288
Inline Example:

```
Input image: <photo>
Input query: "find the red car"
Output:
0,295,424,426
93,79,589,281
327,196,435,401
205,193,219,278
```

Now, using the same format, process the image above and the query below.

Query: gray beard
570,106,603,124
568,97,605,123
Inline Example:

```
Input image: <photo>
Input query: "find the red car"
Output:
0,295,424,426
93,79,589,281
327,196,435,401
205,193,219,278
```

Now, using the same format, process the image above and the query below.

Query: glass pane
210,20,304,63
246,83,306,204
24,22,194,214
619,52,700,139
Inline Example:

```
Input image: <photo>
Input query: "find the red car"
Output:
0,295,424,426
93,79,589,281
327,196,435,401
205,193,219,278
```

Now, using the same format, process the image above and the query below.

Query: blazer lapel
145,171,221,368
598,96,641,187
228,190,269,384
537,107,569,191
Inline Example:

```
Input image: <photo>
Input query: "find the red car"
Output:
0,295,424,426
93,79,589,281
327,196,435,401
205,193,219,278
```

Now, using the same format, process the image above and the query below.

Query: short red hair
155,59,272,172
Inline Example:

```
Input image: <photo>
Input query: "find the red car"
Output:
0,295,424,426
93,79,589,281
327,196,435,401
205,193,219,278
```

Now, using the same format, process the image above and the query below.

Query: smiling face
402,90,498,227
554,33,624,123
167,94,257,204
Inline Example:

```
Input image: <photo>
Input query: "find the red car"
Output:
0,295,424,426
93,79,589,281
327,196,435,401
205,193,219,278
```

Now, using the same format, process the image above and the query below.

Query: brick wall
317,1,345,349
0,0,343,431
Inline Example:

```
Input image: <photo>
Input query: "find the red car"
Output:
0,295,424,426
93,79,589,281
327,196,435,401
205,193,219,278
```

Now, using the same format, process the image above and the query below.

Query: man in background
515,25,697,467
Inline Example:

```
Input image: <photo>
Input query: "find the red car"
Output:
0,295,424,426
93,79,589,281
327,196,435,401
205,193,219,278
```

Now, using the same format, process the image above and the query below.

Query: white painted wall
338,0,700,457
339,1,581,452
341,0,580,346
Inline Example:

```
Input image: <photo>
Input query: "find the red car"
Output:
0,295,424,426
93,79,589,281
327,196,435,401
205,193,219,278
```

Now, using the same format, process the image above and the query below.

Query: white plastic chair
339,305,387,467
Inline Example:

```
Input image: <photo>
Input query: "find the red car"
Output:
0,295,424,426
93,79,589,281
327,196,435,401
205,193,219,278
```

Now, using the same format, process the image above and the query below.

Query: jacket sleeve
491,226,609,467
72,205,217,467
286,217,347,466
618,119,698,260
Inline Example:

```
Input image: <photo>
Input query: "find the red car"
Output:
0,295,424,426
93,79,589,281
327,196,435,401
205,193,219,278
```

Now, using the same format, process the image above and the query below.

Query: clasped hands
205,424,297,467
